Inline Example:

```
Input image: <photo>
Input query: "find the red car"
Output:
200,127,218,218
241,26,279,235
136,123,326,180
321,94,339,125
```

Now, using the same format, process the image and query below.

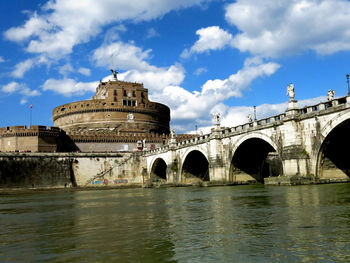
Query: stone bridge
144,95,350,185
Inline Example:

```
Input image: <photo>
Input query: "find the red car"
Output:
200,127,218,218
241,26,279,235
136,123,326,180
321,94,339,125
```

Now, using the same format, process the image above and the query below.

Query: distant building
0,75,180,152
0,126,60,152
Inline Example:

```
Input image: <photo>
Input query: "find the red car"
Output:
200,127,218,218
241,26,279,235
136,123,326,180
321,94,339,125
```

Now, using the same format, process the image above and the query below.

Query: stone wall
0,152,145,189
0,155,73,188
0,126,60,152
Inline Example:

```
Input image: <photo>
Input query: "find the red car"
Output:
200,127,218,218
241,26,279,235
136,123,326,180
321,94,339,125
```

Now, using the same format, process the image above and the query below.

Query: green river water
1,184,350,262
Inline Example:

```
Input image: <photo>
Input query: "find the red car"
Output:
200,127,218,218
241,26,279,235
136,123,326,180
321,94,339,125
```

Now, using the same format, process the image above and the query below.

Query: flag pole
30,104,32,127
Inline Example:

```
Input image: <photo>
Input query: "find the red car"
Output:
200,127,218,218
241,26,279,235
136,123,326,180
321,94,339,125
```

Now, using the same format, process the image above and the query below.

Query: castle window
132,91,136,97
61,108,66,111
141,92,144,98
114,96,117,102
123,99,136,106
123,90,127,96
114,90,117,96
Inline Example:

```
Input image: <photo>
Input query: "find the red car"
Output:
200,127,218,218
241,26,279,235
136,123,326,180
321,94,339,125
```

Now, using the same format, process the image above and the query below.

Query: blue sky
1,0,350,133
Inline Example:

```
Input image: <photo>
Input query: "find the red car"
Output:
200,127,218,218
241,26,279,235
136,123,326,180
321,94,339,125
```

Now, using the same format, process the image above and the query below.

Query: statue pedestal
286,100,299,116
287,100,298,109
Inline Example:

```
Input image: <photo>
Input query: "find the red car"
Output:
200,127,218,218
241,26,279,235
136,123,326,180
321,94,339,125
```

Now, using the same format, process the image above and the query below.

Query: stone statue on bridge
169,129,176,144
247,114,253,123
170,129,175,139
213,113,220,126
286,83,295,101
328,89,335,101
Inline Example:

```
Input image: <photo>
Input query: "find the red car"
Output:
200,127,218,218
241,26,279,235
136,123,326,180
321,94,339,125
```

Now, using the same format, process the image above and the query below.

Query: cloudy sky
1,0,350,133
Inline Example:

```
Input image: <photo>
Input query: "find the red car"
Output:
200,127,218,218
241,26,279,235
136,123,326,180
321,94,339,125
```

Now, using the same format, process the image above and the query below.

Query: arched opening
182,150,209,183
318,119,350,179
151,158,167,182
230,138,282,183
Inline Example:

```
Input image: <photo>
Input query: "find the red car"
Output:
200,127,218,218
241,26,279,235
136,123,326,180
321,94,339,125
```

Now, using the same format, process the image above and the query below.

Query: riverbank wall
0,152,146,189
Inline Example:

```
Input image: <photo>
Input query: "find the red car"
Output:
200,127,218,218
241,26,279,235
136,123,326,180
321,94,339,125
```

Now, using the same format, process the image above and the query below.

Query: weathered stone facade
0,152,145,188
0,126,60,152
53,79,170,135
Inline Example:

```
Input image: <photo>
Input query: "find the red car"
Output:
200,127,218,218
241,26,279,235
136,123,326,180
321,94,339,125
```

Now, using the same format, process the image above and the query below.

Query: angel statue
170,129,175,139
286,83,295,101
247,114,253,123
327,89,335,101
213,113,220,125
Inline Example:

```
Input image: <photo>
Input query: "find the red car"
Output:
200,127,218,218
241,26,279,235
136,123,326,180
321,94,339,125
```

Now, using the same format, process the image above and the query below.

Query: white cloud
1,82,20,93
0,56,4,63
225,0,350,57
4,0,211,58
78,67,91,76
59,63,74,77
4,12,50,42
1,81,41,98
181,26,233,58
150,57,280,125
93,41,152,71
194,67,207,75
42,78,98,97
10,56,49,78
20,99,28,105
11,59,34,78
120,64,185,92
94,41,186,91
146,28,159,39
21,87,41,97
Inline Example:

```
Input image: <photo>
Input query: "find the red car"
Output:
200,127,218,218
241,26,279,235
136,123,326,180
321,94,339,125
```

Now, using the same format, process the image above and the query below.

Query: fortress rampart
52,79,170,135
0,126,60,152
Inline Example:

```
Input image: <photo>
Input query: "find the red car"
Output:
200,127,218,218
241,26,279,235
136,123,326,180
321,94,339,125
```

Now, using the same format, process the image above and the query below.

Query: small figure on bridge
286,83,295,101
328,89,335,101
247,114,253,123
213,113,220,126
170,129,175,139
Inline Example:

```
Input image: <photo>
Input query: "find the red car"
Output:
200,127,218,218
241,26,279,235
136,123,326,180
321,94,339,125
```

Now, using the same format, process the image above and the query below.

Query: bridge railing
145,95,350,154
299,96,347,115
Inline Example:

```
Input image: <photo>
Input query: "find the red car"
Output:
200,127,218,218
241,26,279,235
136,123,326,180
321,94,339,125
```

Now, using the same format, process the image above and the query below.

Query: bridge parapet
145,96,350,155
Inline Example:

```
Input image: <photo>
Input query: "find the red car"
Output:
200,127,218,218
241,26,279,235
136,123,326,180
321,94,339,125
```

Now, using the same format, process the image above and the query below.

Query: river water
1,184,350,262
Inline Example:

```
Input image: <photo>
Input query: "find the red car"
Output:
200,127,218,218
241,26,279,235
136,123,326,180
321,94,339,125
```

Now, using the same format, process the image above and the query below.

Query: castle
0,73,194,152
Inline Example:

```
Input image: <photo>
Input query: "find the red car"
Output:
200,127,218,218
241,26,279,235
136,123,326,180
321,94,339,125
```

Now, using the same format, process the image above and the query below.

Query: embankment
0,152,146,189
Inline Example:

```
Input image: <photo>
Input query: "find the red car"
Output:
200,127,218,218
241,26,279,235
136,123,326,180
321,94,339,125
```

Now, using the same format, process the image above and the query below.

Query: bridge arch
150,157,168,181
317,111,350,179
321,109,350,139
181,149,209,183
229,133,283,183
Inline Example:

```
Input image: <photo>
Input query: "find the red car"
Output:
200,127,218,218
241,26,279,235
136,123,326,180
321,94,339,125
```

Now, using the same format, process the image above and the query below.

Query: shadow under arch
229,137,283,183
317,118,350,179
150,158,167,181
181,150,209,183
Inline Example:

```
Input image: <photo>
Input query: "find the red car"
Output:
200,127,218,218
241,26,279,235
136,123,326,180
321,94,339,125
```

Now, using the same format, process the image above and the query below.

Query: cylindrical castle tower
52,78,170,135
